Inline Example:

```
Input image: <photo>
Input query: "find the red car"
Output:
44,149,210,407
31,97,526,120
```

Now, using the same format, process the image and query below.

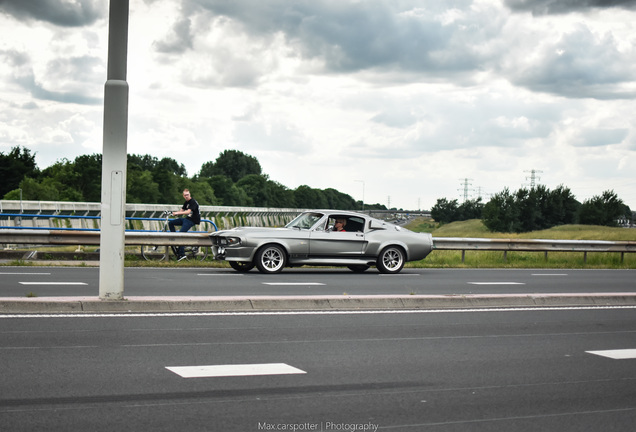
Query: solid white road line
262,282,325,286
586,349,636,360
0,272,51,275
19,282,88,286
4,306,636,319
468,282,525,285
166,363,307,378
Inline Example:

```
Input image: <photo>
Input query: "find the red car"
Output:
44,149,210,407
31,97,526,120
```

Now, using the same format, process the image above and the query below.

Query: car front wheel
376,246,405,274
255,244,286,274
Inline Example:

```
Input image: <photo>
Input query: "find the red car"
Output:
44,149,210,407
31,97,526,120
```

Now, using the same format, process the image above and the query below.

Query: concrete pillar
99,0,129,300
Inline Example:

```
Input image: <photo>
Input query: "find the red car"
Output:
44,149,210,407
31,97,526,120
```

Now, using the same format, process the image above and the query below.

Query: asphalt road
0,267,635,297
1,308,635,431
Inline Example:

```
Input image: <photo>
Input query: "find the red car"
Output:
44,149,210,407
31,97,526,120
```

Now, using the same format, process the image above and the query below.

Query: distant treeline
1,146,387,210
431,186,632,233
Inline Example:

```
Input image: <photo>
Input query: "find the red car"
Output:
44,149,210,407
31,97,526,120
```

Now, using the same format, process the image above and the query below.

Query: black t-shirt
182,198,200,224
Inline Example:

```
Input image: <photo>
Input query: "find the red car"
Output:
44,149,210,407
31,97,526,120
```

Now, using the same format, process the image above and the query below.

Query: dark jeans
168,218,195,257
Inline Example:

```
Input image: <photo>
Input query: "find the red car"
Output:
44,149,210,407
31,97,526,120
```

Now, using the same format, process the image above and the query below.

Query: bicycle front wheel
184,246,209,261
141,245,169,261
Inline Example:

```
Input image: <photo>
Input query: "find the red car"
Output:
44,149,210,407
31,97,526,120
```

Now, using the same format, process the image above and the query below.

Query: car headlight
219,237,241,246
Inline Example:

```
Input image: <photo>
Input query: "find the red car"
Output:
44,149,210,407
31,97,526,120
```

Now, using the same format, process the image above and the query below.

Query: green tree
39,159,84,201
266,180,296,208
515,188,542,232
0,146,39,198
483,188,521,233
431,198,460,224
205,175,250,206
199,150,261,183
457,198,484,221
578,190,625,226
294,185,328,209
322,188,358,210
4,177,59,201
127,169,161,203
237,174,269,207
155,157,187,177
73,154,102,202
544,185,579,227
152,157,187,203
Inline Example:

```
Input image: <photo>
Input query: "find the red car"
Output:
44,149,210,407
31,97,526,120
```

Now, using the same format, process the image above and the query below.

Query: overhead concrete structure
99,0,129,300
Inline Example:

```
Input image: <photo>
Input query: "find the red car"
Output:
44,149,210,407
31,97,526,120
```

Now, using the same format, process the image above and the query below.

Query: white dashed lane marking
166,363,307,378
586,349,636,360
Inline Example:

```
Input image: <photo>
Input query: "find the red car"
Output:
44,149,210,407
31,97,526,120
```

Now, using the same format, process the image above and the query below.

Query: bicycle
141,211,209,261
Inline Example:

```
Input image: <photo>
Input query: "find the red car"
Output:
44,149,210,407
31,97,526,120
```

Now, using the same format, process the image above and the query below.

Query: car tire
376,246,405,274
255,244,286,274
347,265,370,273
229,261,255,273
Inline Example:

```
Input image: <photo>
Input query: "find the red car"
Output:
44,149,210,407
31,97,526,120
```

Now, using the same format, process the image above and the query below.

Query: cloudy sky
1,0,635,210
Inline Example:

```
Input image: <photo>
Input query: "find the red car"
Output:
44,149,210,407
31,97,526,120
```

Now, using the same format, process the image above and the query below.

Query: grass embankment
405,218,636,269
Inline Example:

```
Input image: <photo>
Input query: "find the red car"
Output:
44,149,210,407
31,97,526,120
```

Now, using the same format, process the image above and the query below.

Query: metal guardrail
1,230,634,262
433,237,636,263
0,229,211,247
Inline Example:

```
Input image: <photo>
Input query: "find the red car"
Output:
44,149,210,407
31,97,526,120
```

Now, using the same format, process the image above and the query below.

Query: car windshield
286,212,324,230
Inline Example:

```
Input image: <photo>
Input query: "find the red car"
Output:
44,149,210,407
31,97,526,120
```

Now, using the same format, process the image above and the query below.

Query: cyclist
169,189,201,260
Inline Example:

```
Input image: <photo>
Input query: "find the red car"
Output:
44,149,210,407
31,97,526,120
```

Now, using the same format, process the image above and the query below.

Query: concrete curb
1,293,636,314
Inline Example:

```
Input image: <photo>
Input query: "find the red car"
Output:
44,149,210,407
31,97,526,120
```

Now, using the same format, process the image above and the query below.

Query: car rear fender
371,240,410,260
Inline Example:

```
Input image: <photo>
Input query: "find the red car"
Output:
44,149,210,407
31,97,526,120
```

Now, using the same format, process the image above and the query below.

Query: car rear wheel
229,261,255,272
255,244,286,274
376,246,405,274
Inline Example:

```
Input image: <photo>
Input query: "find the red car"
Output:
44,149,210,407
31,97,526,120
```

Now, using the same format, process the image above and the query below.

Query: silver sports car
209,210,433,274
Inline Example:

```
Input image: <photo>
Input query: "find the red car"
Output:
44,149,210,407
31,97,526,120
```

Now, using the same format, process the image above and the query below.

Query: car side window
346,217,365,232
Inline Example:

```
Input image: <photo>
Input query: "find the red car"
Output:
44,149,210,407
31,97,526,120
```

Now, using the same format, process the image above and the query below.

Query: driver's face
183,191,191,200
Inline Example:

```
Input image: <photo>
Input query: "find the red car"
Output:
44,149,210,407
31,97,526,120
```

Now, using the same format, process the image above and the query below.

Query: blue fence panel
0,213,218,232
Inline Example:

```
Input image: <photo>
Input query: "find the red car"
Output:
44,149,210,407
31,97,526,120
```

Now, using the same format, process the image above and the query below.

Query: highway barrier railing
433,237,636,263
0,229,210,247
1,230,635,263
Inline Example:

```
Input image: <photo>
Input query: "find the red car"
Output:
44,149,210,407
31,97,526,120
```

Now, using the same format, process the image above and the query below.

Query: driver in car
333,218,347,232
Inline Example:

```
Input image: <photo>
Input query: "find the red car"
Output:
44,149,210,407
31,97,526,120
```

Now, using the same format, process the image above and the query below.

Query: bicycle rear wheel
141,245,169,261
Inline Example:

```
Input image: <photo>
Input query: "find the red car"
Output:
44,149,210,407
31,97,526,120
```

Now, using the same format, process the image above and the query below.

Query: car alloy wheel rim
263,248,283,271
383,249,402,270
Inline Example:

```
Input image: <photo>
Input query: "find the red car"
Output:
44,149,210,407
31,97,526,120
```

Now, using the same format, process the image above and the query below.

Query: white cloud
0,0,635,209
